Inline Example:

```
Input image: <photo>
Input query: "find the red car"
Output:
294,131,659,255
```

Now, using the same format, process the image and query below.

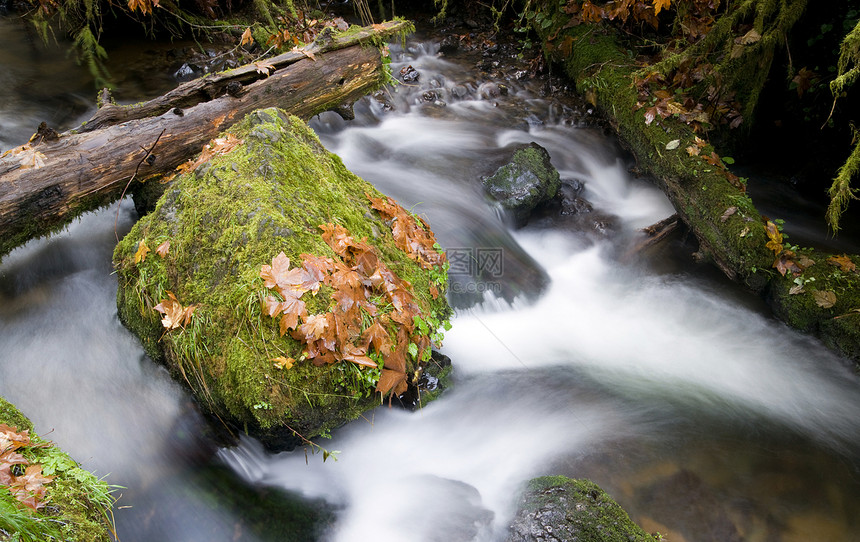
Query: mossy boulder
0,396,115,542
506,476,659,542
113,108,452,450
483,142,561,225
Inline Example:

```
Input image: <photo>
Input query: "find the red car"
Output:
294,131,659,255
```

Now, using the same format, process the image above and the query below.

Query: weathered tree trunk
0,20,408,259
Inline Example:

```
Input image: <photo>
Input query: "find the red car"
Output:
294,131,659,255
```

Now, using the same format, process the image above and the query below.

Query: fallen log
0,20,409,260
531,2,860,363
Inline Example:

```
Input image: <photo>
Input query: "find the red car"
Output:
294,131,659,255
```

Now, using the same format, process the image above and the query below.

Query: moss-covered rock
483,142,561,225
113,108,452,450
0,396,115,542
506,476,659,542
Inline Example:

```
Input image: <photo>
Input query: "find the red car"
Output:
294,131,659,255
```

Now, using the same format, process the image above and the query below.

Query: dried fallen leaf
652,0,671,15
813,290,837,309
155,240,171,258
153,292,197,330
271,356,295,370
827,254,856,272
134,240,150,264
241,27,254,46
764,220,784,255
19,150,46,170
686,145,701,156
720,206,737,222
665,139,680,150
736,28,761,45
254,61,276,76
789,283,805,295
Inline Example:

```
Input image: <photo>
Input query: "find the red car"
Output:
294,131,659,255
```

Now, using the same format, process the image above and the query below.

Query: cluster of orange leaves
0,424,53,511
261,14,349,50
763,218,857,308
128,0,159,16
261,194,446,398
556,1,746,136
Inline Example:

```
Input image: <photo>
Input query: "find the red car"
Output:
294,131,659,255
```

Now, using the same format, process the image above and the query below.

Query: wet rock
558,179,592,216
483,142,561,225
506,476,658,542
478,82,501,99
439,35,460,55
451,84,470,99
400,65,420,82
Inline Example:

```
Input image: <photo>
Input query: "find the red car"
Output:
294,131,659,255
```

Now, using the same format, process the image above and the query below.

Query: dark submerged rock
483,142,561,226
506,476,659,542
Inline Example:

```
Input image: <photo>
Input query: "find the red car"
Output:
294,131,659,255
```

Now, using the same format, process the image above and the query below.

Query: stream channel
1,15,860,542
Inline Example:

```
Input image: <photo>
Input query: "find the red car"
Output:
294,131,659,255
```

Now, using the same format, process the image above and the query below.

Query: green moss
114,109,451,449
0,396,115,542
529,3,860,359
512,476,658,542
767,250,860,361
537,19,772,289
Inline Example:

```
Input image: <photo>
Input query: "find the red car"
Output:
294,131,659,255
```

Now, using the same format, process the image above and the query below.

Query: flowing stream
1,20,860,542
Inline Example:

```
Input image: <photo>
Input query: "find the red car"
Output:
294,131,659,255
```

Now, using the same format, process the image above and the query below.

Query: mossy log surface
533,2,860,363
506,476,659,542
79,20,411,133
0,21,409,262
0,396,115,542
113,109,451,451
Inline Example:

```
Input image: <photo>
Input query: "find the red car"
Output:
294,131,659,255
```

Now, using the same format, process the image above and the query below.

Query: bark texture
0,20,409,259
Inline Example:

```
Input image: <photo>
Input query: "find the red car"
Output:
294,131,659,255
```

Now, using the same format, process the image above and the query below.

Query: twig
114,129,166,241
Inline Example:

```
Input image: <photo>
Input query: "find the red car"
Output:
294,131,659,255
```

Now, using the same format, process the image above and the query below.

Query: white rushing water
217,39,860,542
2,31,860,542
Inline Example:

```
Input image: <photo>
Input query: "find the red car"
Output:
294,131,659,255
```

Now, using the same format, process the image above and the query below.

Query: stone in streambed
483,142,561,225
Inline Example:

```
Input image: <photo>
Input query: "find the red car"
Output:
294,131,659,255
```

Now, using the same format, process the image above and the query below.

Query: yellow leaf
764,221,784,255
241,27,254,46
271,356,295,370
652,0,671,16
134,240,150,264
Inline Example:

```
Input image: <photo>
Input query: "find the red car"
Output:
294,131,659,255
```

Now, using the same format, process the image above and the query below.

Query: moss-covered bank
506,476,659,541
0,396,115,542
114,108,452,450
529,1,860,363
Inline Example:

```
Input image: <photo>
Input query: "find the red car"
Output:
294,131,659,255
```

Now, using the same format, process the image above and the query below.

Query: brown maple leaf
241,27,254,47
813,290,837,309
254,61,277,76
153,292,197,330
9,464,53,511
155,240,170,258
0,450,29,486
339,343,377,368
827,254,856,273
361,320,392,355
